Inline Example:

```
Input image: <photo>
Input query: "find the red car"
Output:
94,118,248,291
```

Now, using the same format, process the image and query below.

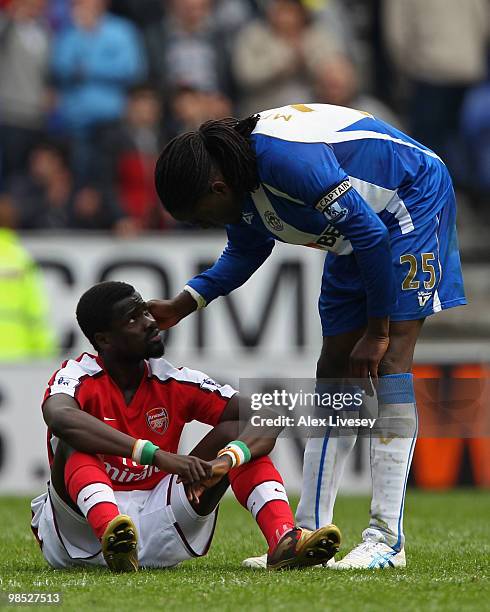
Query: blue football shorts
319,183,467,337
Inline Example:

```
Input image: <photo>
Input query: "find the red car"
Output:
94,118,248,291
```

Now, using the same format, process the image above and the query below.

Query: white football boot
242,553,267,569
331,540,406,570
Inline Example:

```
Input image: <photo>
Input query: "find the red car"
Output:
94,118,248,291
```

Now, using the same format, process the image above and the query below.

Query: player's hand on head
148,291,198,330
349,333,389,394
147,299,184,330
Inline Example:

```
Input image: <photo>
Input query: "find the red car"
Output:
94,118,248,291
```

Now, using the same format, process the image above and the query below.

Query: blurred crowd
0,0,489,235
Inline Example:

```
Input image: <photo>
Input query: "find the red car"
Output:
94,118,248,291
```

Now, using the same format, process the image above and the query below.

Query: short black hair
76,281,135,350
154,115,260,217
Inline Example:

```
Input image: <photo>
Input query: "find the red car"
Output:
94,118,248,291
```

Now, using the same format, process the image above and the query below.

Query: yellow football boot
101,514,138,572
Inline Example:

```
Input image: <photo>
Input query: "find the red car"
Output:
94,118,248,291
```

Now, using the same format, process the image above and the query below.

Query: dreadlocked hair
76,281,135,350
154,115,260,217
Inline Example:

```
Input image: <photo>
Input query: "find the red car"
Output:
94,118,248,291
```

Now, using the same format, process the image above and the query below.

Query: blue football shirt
186,104,447,318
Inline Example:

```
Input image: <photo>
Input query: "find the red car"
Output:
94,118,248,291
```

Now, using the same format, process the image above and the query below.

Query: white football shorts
30,474,218,569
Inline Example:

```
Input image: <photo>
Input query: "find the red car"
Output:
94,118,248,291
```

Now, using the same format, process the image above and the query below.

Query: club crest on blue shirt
146,406,169,435
264,210,284,231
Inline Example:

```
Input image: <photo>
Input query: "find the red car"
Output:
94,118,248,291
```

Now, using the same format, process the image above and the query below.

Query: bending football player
151,103,466,569
31,281,340,572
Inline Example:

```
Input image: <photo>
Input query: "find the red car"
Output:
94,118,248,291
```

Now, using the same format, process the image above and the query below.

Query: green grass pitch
0,491,488,612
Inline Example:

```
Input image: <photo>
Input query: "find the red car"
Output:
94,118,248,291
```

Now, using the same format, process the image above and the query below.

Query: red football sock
64,451,120,540
228,456,294,553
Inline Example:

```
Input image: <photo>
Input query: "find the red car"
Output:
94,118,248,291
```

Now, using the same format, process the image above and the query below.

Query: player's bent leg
334,319,423,569
34,441,138,571
230,457,293,554
234,456,341,570
63,450,138,572
135,421,246,568
31,475,137,571
296,329,363,532
31,483,104,570
64,451,120,540
367,321,422,550
187,420,244,516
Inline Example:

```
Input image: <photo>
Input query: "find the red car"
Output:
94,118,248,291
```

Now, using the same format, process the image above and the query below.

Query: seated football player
31,281,341,572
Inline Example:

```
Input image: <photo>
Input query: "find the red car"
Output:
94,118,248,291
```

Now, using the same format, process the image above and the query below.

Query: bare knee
316,329,364,378
316,353,348,378
378,319,425,376
378,353,411,376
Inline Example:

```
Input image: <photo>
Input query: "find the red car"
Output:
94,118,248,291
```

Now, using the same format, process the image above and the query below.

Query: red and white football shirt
43,353,237,490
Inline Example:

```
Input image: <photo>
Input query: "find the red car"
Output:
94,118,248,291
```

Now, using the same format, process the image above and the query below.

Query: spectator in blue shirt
51,0,146,181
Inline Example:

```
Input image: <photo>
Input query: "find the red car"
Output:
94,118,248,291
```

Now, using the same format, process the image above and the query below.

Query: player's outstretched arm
149,226,275,330
43,394,213,483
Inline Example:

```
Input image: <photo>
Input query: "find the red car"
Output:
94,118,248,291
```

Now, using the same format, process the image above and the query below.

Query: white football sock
76,482,118,518
296,431,357,530
363,373,418,550
296,381,360,530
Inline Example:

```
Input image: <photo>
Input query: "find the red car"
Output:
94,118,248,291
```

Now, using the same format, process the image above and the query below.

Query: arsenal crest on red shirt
145,407,169,435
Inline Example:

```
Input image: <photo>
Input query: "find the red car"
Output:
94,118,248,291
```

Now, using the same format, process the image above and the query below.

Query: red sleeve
173,367,238,427
186,387,232,426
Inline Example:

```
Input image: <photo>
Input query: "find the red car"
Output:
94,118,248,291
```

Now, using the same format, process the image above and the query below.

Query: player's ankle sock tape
65,451,120,539
369,373,417,550
374,373,417,440
229,456,294,551
377,373,415,406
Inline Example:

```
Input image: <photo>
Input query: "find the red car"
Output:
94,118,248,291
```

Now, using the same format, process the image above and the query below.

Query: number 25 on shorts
400,253,436,290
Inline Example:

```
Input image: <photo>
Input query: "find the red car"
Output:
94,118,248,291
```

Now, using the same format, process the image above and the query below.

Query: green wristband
140,441,159,465
230,440,251,463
